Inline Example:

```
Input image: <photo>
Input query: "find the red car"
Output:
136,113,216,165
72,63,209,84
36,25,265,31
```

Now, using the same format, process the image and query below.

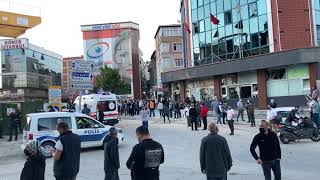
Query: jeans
248,112,255,126
261,160,281,180
142,121,148,128
207,175,227,180
237,109,244,121
313,113,319,129
8,124,18,141
217,113,222,124
169,108,173,118
202,117,208,130
159,109,163,117
191,119,198,131
163,114,170,123
149,109,155,117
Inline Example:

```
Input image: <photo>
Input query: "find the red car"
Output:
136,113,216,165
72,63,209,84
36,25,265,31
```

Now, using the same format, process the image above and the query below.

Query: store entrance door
240,86,252,98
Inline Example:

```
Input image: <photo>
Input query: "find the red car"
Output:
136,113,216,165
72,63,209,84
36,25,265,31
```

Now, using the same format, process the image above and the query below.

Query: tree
96,67,131,94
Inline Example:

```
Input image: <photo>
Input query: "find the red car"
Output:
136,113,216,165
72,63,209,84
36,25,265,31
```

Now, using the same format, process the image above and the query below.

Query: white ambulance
74,93,119,125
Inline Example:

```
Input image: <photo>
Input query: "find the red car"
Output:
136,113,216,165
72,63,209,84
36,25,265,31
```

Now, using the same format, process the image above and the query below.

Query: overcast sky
3,0,181,60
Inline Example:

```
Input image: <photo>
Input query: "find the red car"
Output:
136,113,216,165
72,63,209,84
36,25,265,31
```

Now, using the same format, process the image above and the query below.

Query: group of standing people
118,100,144,117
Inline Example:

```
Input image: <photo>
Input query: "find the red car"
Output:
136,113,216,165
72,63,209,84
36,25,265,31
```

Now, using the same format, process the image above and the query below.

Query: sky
2,0,181,60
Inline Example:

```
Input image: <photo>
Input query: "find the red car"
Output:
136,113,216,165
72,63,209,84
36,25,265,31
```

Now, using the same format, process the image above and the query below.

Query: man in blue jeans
250,120,281,180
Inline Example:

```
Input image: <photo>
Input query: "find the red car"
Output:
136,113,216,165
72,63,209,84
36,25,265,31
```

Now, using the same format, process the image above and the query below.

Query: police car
23,112,124,158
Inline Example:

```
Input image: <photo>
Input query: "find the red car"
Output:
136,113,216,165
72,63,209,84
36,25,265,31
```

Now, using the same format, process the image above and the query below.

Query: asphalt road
1,116,320,180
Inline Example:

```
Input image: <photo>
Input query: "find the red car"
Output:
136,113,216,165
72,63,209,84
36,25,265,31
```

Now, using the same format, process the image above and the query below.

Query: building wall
272,0,314,51
62,56,83,97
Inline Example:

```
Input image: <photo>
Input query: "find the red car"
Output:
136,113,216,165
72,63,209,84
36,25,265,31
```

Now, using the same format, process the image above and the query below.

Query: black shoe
229,133,234,135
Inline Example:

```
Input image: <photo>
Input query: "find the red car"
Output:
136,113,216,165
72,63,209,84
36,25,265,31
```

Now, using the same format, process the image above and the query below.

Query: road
1,116,320,180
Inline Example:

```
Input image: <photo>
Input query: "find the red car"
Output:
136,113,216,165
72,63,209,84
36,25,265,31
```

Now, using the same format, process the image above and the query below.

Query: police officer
126,126,164,180
8,108,21,141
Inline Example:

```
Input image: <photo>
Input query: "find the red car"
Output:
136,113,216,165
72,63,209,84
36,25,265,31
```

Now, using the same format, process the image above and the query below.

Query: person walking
104,127,120,180
185,105,191,127
200,103,209,130
211,96,219,119
236,99,245,121
126,126,164,180
313,98,320,129
200,122,232,180
180,103,185,119
52,122,81,180
226,106,236,135
8,108,20,141
246,100,255,127
141,106,150,128
250,120,281,180
81,104,91,116
222,102,227,124
163,105,170,123
217,102,223,124
169,100,173,118
189,105,198,131
149,100,156,117
174,102,180,119
158,101,164,117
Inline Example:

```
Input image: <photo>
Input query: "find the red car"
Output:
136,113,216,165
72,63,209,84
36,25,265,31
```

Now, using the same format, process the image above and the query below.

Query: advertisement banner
49,86,61,110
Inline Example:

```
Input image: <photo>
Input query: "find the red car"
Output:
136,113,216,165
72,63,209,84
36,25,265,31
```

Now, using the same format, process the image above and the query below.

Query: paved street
1,115,320,180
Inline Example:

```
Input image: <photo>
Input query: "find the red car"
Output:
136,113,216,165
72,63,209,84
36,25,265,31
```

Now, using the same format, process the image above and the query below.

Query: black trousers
55,176,76,180
0,121,3,137
261,160,281,180
222,113,227,124
191,120,198,131
8,124,18,141
248,112,255,126
237,109,244,121
227,120,234,134
163,114,170,123
149,109,155,117
169,108,173,118
174,110,180,118
202,117,207,130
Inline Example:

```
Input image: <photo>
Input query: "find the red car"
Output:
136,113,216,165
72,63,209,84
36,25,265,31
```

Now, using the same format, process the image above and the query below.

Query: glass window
160,43,169,53
192,9,198,22
251,33,259,48
249,17,259,33
226,38,234,53
206,31,212,43
218,39,226,55
240,0,247,6
198,0,204,7
199,32,206,45
249,2,258,18
218,26,225,38
216,0,224,13
198,6,205,20
97,100,117,112
232,8,239,23
194,48,200,61
199,20,205,32
316,11,320,25
38,117,72,131
76,117,104,129
161,58,171,67
314,0,320,9
260,31,268,46
174,58,184,67
191,0,198,10
204,4,210,18
268,68,287,80
224,11,232,25
224,0,232,10
210,2,216,15
259,15,268,32
226,24,233,36
232,0,239,8
173,43,182,52
257,0,267,15
241,4,249,20
217,13,224,25
193,22,200,34
205,18,211,31
317,25,320,45
193,34,200,48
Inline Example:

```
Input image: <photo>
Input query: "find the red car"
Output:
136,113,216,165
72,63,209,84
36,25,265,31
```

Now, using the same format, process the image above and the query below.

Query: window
173,43,182,52
249,3,258,18
224,11,232,25
161,58,171,67
226,39,234,53
251,33,259,48
97,100,117,112
160,43,169,53
174,58,184,67
317,25,320,45
76,117,104,129
193,22,200,34
38,117,72,131
268,68,286,80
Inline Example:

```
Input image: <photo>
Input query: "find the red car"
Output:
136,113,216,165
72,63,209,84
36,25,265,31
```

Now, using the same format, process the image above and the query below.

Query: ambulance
74,93,119,125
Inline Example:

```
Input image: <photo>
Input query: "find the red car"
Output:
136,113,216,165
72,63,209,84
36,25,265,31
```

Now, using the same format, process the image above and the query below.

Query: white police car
23,112,124,158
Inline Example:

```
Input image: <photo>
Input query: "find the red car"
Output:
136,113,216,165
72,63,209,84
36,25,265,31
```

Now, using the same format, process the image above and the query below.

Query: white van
74,93,119,125
23,112,124,158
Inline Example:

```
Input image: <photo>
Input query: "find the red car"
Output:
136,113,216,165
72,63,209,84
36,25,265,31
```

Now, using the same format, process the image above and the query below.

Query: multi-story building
61,56,83,101
0,38,62,102
163,0,320,109
81,21,141,99
149,51,158,98
154,25,184,98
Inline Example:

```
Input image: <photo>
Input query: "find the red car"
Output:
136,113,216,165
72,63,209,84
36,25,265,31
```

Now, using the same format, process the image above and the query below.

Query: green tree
96,67,131,94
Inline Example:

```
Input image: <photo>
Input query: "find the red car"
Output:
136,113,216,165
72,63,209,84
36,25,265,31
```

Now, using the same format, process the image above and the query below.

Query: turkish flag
210,14,220,25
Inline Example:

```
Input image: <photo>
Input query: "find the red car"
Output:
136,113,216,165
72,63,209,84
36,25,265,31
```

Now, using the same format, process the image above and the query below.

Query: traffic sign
70,83,93,90
71,61,94,71
70,72,93,82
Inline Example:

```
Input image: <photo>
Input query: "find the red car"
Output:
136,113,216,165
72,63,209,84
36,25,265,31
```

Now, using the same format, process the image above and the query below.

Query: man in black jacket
104,127,120,180
250,120,281,180
126,126,164,180
200,122,232,180
52,122,81,180
189,105,198,131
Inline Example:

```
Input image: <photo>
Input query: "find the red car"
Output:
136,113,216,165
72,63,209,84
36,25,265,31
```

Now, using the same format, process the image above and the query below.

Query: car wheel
41,141,55,158
279,134,290,144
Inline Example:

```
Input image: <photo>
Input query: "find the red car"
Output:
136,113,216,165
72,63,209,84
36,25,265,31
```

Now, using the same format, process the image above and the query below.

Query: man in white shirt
266,105,278,132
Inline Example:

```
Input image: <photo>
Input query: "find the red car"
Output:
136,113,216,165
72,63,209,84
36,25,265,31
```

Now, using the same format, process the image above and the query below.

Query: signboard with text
0,38,29,50
69,61,93,90
49,86,62,110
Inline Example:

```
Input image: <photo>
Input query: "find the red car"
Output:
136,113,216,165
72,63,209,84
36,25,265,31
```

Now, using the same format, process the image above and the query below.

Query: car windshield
97,100,116,112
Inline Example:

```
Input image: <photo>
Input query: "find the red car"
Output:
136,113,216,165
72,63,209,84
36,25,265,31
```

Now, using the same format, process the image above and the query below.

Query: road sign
70,71,93,82
70,83,93,90
49,86,62,110
71,61,94,71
